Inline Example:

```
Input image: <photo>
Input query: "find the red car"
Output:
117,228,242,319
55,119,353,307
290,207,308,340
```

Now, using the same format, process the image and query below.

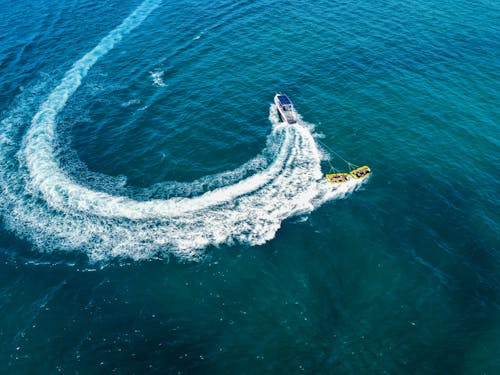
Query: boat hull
274,94,297,124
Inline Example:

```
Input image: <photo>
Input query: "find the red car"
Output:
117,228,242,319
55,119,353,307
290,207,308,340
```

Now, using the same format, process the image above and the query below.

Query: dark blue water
0,0,498,373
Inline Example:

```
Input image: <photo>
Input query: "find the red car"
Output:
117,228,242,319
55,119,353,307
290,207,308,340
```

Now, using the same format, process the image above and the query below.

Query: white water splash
150,70,166,87
0,0,367,262
121,98,141,107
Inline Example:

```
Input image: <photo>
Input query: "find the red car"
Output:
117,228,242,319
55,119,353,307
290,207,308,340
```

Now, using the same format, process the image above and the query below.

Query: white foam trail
0,0,368,262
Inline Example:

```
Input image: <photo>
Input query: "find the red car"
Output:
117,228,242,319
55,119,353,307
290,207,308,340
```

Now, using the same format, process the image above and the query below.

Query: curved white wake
0,0,366,261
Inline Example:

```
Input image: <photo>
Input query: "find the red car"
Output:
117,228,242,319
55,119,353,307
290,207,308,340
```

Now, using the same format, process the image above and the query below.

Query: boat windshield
277,95,292,105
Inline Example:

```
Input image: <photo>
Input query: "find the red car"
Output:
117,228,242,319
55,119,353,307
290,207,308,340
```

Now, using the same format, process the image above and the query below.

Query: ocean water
0,0,498,373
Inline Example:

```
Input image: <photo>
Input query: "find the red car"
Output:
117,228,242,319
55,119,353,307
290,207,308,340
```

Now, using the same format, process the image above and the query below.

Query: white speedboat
274,93,297,124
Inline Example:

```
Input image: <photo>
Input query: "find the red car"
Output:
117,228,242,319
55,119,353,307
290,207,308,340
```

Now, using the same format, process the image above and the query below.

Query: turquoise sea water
0,0,498,373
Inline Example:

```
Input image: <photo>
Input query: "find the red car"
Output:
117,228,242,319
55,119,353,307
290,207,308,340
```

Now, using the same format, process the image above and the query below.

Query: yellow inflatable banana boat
325,173,350,184
349,166,371,179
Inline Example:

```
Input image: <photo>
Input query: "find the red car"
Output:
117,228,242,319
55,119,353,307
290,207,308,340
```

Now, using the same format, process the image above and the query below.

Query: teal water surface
0,0,498,373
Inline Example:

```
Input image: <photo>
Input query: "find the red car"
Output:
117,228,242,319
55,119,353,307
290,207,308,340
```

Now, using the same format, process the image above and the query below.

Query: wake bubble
0,0,367,262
